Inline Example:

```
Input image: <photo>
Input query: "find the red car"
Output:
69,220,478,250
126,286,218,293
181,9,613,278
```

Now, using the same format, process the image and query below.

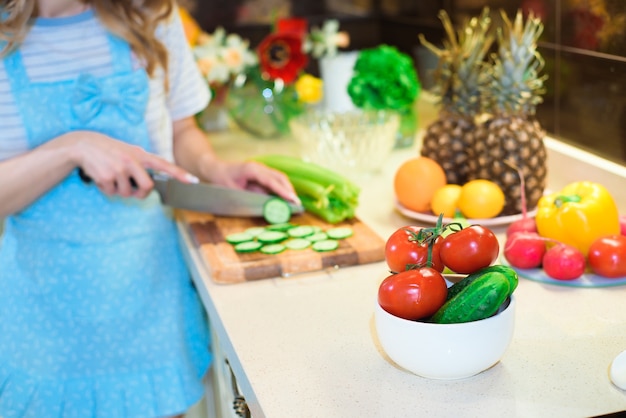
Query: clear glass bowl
289,109,400,178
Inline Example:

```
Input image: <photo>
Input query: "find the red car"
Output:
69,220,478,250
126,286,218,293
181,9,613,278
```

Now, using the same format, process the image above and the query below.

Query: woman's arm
0,130,198,218
172,117,300,204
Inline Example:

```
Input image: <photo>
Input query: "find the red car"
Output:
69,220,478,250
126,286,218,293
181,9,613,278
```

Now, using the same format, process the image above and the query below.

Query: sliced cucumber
306,232,328,242
285,238,311,250
225,232,254,244
260,243,286,254
244,226,266,237
265,222,294,232
326,227,353,240
287,225,315,238
312,239,339,252
263,197,292,225
257,230,288,244
233,241,262,253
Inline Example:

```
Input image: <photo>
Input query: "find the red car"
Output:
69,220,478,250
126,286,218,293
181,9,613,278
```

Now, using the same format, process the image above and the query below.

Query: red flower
276,17,308,38
257,32,308,84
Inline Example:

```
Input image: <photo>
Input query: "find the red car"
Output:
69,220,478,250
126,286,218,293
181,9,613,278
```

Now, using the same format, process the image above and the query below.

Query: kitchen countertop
179,105,626,418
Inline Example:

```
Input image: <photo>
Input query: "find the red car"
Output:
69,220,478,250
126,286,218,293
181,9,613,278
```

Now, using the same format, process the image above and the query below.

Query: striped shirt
0,7,210,162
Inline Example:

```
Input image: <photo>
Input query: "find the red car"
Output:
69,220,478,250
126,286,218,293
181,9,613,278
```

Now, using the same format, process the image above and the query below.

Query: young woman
0,1,298,416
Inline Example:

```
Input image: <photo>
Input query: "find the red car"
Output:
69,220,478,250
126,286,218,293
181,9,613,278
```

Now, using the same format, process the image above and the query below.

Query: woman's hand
205,159,301,205
74,131,198,198
171,116,300,205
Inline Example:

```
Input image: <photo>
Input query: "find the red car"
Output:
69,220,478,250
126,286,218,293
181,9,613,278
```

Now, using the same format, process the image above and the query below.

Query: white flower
308,19,351,59
193,27,257,86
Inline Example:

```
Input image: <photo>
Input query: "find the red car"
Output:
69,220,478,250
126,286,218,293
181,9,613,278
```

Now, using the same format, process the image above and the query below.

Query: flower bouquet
225,18,324,138
190,27,258,131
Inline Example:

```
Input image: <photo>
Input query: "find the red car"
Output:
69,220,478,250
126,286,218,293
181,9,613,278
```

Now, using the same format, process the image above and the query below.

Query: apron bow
72,72,148,124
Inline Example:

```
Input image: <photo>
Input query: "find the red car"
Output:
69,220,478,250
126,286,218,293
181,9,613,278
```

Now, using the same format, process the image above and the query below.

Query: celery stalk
300,195,346,224
254,154,360,200
288,175,331,208
253,154,360,223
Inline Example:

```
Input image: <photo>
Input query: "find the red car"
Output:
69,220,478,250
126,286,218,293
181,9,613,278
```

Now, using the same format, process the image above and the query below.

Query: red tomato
588,235,626,278
384,226,444,273
377,267,448,321
440,225,499,274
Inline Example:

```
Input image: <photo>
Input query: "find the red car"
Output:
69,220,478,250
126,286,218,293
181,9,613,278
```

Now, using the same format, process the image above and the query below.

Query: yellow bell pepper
535,181,620,256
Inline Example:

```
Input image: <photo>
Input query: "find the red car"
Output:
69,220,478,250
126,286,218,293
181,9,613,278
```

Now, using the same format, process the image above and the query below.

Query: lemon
430,184,462,218
457,179,505,219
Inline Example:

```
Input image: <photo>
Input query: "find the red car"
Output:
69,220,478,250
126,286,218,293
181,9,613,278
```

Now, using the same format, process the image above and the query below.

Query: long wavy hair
0,0,174,78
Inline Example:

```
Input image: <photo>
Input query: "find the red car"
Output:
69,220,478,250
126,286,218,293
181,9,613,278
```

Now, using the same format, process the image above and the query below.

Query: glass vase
225,67,304,139
196,84,230,132
394,103,418,149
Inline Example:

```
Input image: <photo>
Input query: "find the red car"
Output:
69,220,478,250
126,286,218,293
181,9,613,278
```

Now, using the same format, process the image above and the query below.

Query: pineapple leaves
419,7,548,117
418,8,493,117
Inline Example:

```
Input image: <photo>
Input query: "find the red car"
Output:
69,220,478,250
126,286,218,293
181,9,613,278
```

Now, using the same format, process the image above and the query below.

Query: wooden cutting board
178,210,386,284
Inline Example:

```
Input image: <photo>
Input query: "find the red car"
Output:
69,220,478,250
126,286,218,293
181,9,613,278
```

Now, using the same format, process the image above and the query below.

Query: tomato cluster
378,222,500,321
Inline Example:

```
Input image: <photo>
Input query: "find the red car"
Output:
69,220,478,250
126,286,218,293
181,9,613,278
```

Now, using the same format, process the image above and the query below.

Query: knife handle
77,168,139,188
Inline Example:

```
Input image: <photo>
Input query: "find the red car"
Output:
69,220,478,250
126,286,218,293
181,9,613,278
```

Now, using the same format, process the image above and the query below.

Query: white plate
500,257,626,288
395,201,538,227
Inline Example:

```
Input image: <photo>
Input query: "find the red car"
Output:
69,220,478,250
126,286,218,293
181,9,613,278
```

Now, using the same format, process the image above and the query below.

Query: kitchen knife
150,171,304,217
78,168,304,217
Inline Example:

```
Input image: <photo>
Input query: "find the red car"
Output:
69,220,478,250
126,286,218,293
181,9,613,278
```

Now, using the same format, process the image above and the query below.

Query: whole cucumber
432,271,511,324
446,264,518,301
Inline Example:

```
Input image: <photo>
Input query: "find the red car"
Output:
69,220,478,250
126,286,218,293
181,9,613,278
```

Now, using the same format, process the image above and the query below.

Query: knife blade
150,171,304,217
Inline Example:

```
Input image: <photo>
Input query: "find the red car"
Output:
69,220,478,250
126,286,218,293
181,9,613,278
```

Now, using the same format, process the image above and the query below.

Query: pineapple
467,10,548,216
419,8,494,185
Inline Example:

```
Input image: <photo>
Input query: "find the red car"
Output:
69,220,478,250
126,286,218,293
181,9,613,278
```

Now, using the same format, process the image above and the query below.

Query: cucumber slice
285,238,311,250
225,232,254,244
265,222,294,232
233,241,262,253
263,197,292,224
244,226,266,237
306,232,328,242
260,243,286,254
287,225,315,238
326,227,353,240
257,230,288,244
312,239,339,252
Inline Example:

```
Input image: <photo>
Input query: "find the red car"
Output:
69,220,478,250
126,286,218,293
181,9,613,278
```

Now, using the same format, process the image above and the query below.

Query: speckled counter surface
180,116,626,417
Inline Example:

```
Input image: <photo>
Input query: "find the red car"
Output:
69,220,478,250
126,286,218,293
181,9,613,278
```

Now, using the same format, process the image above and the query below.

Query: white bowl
374,295,516,380
289,109,399,177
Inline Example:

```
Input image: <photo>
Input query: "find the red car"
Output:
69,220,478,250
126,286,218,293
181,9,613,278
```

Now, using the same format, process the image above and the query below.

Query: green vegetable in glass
347,45,421,148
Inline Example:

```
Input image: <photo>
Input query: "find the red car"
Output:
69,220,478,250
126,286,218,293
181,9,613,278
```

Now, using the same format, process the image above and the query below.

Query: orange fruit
430,184,462,218
394,157,447,213
457,179,505,219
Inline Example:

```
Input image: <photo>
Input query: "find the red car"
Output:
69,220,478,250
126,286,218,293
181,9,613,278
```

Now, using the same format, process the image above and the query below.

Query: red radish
542,244,586,280
506,217,538,237
504,231,546,269
504,160,537,237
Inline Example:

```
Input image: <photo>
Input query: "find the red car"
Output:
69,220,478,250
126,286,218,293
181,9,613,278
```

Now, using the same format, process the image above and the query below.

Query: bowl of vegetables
374,220,518,380
289,109,399,177
375,290,515,380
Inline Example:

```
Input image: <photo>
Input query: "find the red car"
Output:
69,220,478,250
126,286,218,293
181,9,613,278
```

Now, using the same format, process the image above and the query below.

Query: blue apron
0,34,211,418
